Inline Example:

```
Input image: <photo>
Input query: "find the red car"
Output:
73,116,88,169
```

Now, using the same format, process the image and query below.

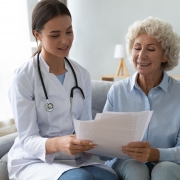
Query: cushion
0,132,18,158
0,153,9,180
0,132,17,180
91,80,113,119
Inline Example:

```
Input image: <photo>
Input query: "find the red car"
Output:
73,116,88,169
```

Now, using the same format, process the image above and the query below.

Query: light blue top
103,71,180,164
56,73,65,85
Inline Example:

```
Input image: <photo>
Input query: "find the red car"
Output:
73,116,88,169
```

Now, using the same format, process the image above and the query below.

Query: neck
41,50,66,75
137,72,163,95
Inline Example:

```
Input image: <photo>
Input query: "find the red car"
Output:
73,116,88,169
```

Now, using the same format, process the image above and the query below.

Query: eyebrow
49,26,72,33
134,43,158,46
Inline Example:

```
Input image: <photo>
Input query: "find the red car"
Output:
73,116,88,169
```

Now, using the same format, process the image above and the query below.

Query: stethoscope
37,52,86,113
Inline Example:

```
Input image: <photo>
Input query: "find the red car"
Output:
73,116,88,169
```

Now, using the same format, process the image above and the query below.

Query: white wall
67,0,180,80
0,0,31,120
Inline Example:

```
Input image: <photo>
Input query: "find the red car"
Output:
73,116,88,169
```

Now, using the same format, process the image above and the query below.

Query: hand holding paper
73,111,153,159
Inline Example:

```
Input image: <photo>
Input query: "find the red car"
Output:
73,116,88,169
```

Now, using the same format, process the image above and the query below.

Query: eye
66,31,73,34
134,47,141,50
51,35,59,38
148,49,155,51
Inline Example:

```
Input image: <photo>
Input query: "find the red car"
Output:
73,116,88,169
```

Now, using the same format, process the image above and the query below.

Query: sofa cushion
91,80,113,119
0,132,18,158
0,133,18,180
0,153,9,180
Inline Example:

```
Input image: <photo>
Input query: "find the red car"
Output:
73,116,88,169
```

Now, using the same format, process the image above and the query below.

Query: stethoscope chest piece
45,103,53,112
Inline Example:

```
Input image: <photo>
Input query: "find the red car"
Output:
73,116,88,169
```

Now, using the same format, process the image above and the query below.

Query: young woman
8,1,117,180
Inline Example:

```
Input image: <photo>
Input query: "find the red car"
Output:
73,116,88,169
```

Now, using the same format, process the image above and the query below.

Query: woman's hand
122,141,159,162
46,134,96,155
58,134,96,155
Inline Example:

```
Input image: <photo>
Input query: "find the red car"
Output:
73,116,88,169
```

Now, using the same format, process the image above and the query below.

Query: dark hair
32,0,71,56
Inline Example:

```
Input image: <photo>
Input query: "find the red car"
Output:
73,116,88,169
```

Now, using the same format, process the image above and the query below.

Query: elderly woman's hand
122,141,160,163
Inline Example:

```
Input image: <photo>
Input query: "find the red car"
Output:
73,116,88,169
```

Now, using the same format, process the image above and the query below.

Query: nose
60,34,69,44
138,48,147,59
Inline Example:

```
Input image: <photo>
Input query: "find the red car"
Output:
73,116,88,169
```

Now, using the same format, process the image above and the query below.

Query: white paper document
73,111,153,159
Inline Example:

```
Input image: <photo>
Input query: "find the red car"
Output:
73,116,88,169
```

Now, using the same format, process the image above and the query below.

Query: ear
161,51,166,63
33,30,41,41
161,58,166,63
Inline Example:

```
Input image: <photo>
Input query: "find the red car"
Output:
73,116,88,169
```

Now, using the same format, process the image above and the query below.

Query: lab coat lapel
39,55,69,100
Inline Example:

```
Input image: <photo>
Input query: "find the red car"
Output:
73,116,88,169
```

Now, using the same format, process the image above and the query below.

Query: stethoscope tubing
37,52,48,101
37,52,85,111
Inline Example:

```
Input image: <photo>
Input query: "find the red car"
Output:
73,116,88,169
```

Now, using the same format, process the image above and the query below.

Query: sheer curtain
0,0,31,121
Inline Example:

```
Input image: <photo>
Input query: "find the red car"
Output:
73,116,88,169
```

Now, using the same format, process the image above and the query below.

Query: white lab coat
8,54,110,180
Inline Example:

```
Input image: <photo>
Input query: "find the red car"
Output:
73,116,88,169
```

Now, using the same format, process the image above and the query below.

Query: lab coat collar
39,53,70,73
39,53,49,72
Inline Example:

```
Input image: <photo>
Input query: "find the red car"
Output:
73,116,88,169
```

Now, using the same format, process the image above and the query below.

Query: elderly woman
103,17,180,180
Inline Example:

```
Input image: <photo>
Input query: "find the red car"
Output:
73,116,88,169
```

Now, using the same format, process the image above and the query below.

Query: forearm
148,148,160,162
157,147,180,163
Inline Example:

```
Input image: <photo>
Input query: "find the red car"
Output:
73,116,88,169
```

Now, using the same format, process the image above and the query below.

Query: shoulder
168,76,180,90
110,76,132,93
12,57,35,84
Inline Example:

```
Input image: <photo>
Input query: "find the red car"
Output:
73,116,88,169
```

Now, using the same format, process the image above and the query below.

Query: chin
137,70,150,76
56,52,69,58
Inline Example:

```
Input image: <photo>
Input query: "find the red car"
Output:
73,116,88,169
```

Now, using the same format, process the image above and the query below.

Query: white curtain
0,0,31,121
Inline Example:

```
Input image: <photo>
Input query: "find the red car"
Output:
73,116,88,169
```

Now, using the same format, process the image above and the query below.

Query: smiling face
132,33,166,78
34,15,74,60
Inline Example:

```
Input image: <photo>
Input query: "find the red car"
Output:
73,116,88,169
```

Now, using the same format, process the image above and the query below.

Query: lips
137,62,151,66
58,46,68,50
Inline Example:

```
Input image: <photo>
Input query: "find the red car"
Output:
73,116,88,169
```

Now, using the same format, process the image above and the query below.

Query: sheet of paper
94,113,102,120
73,111,153,159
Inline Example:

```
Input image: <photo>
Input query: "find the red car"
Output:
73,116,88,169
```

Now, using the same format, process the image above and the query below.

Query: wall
0,0,31,121
67,0,180,80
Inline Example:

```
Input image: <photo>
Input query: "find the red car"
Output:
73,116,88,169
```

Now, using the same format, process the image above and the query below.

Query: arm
157,130,180,163
9,70,52,162
122,130,180,163
122,141,160,163
9,70,95,163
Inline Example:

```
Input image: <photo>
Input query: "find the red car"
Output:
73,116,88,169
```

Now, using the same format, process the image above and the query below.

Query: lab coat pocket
71,89,84,119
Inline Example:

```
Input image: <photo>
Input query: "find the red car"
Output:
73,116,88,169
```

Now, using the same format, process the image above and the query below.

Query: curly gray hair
126,16,180,71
